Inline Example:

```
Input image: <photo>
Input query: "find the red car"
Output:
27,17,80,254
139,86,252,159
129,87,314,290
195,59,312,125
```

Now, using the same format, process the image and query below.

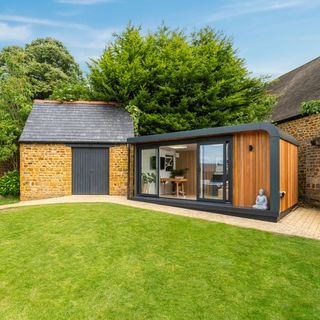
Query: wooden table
160,178,188,197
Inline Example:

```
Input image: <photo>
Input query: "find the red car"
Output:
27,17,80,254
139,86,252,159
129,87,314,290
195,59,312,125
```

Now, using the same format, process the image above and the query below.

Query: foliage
0,203,319,319
25,38,82,99
125,103,142,135
301,100,320,115
141,172,156,184
0,37,81,163
0,37,82,100
0,50,33,164
89,24,274,135
0,170,20,196
50,79,92,101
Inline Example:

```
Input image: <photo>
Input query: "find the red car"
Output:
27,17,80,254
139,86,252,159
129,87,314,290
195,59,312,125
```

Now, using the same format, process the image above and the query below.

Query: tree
25,38,82,99
89,25,274,135
0,37,81,166
0,38,82,100
0,52,33,167
50,79,92,101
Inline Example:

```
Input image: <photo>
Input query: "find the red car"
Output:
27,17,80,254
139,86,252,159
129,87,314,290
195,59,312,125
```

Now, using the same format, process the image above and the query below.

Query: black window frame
197,138,232,204
135,136,233,204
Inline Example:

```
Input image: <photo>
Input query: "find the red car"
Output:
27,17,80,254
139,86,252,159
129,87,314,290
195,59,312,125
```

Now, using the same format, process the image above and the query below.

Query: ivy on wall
301,100,320,115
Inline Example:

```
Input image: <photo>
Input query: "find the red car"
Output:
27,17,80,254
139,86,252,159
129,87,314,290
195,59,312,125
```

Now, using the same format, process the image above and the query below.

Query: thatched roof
268,57,320,122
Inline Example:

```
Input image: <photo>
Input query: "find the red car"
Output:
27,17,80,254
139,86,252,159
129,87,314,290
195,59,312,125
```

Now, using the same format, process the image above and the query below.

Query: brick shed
268,57,320,206
19,100,134,201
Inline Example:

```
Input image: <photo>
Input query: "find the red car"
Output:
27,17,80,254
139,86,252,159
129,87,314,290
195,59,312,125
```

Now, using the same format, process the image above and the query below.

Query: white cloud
0,22,30,41
0,14,90,31
57,0,112,4
208,0,306,21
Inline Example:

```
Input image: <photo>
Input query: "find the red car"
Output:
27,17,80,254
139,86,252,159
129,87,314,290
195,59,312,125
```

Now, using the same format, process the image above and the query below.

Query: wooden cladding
233,131,270,208
175,149,197,196
280,139,298,212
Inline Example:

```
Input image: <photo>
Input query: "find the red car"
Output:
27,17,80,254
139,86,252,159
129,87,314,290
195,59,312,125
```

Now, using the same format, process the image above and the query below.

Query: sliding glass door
199,141,231,202
139,148,158,195
137,139,231,202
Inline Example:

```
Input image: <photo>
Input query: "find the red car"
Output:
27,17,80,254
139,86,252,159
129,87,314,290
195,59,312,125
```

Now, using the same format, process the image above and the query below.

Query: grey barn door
72,147,109,195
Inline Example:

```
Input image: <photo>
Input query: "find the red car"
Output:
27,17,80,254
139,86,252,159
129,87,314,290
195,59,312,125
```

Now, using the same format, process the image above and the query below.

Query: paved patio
1,195,320,240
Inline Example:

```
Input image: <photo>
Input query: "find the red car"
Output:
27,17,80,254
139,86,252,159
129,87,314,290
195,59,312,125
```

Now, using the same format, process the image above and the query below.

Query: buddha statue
253,188,268,210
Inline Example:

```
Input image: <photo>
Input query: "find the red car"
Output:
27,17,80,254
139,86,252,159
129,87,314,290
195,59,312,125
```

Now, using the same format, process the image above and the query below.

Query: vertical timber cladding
280,139,298,212
233,131,270,208
72,147,109,195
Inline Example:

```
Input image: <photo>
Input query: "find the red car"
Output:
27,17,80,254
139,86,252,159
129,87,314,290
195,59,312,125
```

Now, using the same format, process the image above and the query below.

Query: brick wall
20,144,72,201
278,114,320,205
109,144,129,196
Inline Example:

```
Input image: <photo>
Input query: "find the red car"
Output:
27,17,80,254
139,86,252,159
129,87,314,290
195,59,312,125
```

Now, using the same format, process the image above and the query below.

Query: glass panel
159,144,197,200
200,144,224,200
140,148,158,195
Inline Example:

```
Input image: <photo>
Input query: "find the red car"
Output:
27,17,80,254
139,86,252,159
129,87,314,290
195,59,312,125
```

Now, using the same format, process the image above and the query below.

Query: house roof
19,100,134,143
268,57,320,122
127,122,298,146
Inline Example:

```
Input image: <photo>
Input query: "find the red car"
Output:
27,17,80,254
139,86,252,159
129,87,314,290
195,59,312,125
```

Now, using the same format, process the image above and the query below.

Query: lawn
0,203,319,320
0,197,19,206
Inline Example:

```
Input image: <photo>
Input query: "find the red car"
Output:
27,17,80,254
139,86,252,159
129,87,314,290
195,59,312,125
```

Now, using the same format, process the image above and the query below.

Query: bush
301,100,320,115
0,170,20,197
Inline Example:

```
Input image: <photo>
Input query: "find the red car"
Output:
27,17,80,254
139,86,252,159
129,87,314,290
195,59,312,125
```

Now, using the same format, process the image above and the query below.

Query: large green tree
89,25,274,135
0,37,81,165
0,37,82,100
0,49,33,168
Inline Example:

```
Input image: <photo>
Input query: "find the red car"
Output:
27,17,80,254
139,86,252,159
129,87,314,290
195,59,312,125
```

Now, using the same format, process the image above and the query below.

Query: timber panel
175,149,197,196
280,139,298,212
233,131,270,208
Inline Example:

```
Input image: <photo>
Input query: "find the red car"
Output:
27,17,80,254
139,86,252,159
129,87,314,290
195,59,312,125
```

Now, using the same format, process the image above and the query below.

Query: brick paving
1,196,319,240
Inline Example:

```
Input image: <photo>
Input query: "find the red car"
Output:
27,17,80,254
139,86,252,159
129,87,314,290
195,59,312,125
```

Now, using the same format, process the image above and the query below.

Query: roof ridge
275,56,320,80
33,99,120,105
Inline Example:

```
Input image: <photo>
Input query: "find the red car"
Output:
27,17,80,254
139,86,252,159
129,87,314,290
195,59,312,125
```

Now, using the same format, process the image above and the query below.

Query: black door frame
135,136,233,204
196,137,232,204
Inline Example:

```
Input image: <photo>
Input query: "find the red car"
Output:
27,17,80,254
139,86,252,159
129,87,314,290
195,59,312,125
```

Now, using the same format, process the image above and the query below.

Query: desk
160,178,188,197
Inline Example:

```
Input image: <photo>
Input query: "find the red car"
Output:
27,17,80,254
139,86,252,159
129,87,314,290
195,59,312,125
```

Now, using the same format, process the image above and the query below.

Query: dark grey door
72,147,109,195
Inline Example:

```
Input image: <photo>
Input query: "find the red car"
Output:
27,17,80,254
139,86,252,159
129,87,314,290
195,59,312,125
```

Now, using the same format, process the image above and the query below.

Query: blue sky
0,0,319,78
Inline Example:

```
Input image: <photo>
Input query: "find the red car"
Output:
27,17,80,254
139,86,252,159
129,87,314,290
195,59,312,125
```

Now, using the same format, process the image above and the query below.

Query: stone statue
253,188,268,210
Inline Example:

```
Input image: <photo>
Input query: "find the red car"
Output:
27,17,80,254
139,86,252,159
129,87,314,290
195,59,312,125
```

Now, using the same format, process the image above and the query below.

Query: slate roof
268,57,320,122
19,100,134,143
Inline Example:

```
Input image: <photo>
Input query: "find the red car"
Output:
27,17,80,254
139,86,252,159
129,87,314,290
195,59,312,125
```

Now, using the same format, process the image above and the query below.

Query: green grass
0,197,19,206
0,203,319,320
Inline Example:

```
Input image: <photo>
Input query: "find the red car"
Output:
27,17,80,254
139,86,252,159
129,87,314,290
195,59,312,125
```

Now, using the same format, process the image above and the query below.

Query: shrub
301,100,320,115
0,170,20,197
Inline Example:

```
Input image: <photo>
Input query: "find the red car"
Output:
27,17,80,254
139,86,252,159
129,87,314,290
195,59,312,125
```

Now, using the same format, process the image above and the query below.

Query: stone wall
278,114,320,205
20,143,130,200
109,144,129,196
20,144,72,201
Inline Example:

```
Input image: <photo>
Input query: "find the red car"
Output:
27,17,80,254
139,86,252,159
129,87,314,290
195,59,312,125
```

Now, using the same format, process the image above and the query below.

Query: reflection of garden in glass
200,144,224,200
140,149,158,195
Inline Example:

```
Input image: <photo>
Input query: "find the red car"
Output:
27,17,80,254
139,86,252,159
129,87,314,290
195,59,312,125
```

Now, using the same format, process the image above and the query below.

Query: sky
0,0,319,78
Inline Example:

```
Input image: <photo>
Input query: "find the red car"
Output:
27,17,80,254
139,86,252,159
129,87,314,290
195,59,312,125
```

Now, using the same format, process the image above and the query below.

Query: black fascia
127,122,298,146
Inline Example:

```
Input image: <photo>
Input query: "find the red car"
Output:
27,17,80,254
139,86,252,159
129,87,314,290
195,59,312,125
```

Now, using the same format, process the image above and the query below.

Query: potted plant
141,172,157,193
170,168,188,179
